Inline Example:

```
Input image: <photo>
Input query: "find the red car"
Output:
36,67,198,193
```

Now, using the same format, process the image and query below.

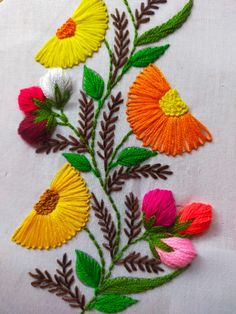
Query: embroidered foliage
78,91,94,146
75,250,101,288
83,66,105,100
124,193,142,243
136,0,193,46
135,0,167,29
29,253,86,309
63,153,92,172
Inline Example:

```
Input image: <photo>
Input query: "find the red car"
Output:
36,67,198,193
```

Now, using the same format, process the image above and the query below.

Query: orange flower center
159,89,189,117
56,18,76,39
34,189,59,215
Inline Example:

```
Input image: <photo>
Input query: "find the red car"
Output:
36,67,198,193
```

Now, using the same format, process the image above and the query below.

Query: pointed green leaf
99,268,187,294
151,237,174,252
112,147,157,168
142,214,156,230
88,295,138,313
63,153,92,172
128,45,170,68
136,0,193,46
75,250,101,288
83,66,104,100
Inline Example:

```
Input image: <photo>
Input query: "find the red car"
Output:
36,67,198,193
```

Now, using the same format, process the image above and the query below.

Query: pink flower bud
18,86,45,113
142,189,176,227
156,237,197,269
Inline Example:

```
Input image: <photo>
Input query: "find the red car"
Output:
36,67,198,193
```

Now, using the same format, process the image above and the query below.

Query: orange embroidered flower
127,64,212,156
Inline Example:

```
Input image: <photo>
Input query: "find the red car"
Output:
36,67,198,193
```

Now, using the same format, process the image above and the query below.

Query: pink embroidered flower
156,237,197,269
178,203,213,235
142,189,176,227
18,114,50,145
18,86,45,113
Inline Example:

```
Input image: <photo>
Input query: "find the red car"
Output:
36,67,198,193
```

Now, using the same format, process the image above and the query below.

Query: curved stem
84,227,106,284
123,0,138,54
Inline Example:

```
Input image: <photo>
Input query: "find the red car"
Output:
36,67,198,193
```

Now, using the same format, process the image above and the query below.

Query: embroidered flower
39,68,72,102
126,64,212,156
156,237,197,268
142,189,176,227
12,163,90,249
35,0,108,68
18,114,51,145
178,203,213,235
18,86,45,113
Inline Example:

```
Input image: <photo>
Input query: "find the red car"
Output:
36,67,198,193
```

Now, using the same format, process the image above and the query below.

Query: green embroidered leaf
100,268,187,294
127,45,170,68
83,66,104,100
88,295,138,313
110,147,157,169
63,153,92,172
142,214,156,230
136,0,193,46
75,250,101,288
150,237,174,253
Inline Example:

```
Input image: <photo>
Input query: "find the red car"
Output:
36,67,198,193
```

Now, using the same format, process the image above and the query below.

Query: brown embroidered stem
78,91,94,146
124,193,142,243
107,164,173,194
135,0,167,29
116,251,164,273
91,193,117,258
29,253,86,309
97,92,123,172
111,9,130,84
36,134,87,154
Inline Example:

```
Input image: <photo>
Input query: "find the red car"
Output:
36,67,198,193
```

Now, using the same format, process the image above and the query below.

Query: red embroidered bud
142,189,176,227
178,203,213,235
18,86,45,113
18,114,50,145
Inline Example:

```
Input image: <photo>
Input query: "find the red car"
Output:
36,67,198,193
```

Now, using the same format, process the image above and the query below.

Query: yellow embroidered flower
12,164,90,249
35,0,108,68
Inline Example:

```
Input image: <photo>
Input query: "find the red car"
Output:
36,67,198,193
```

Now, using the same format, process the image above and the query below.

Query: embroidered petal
12,164,90,249
126,64,212,156
35,0,108,68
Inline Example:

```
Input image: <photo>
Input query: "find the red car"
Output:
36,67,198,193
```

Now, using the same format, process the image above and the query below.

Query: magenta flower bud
156,237,197,269
142,189,176,227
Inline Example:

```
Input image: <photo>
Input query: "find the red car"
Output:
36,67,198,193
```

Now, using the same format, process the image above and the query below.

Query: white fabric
0,0,236,313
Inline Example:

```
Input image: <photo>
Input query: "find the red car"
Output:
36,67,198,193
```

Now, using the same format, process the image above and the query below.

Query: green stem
123,0,138,54
84,227,106,284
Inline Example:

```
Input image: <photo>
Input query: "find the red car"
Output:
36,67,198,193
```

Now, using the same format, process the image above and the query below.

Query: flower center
159,89,189,117
34,189,59,215
56,18,76,39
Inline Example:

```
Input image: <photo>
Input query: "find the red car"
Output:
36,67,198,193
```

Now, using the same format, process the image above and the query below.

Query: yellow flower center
159,89,189,117
34,189,59,215
56,18,76,39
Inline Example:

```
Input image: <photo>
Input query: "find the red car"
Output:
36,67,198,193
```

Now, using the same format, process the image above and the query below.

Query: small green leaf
75,250,101,288
151,237,174,252
99,269,187,294
142,214,156,230
88,295,138,313
63,153,92,172
128,45,170,68
83,66,104,100
136,0,193,46
111,147,157,168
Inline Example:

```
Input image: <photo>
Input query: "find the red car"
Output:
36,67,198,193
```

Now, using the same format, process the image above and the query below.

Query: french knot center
159,89,189,117
34,189,59,215
56,18,76,39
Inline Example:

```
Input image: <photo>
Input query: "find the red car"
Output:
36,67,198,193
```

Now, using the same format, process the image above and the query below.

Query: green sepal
136,0,193,46
125,45,170,69
142,214,156,230
149,240,159,258
75,250,101,288
54,84,71,109
83,66,104,100
63,153,92,172
87,294,138,313
99,268,188,294
110,147,157,169
151,237,174,253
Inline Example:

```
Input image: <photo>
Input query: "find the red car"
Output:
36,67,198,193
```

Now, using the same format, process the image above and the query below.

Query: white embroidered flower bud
39,68,72,101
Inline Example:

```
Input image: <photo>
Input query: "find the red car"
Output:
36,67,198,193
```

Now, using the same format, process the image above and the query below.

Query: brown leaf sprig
36,134,87,154
78,91,94,146
107,164,173,194
124,193,142,243
91,193,117,258
117,251,164,273
29,253,85,309
111,9,130,84
97,92,123,171
135,0,167,29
